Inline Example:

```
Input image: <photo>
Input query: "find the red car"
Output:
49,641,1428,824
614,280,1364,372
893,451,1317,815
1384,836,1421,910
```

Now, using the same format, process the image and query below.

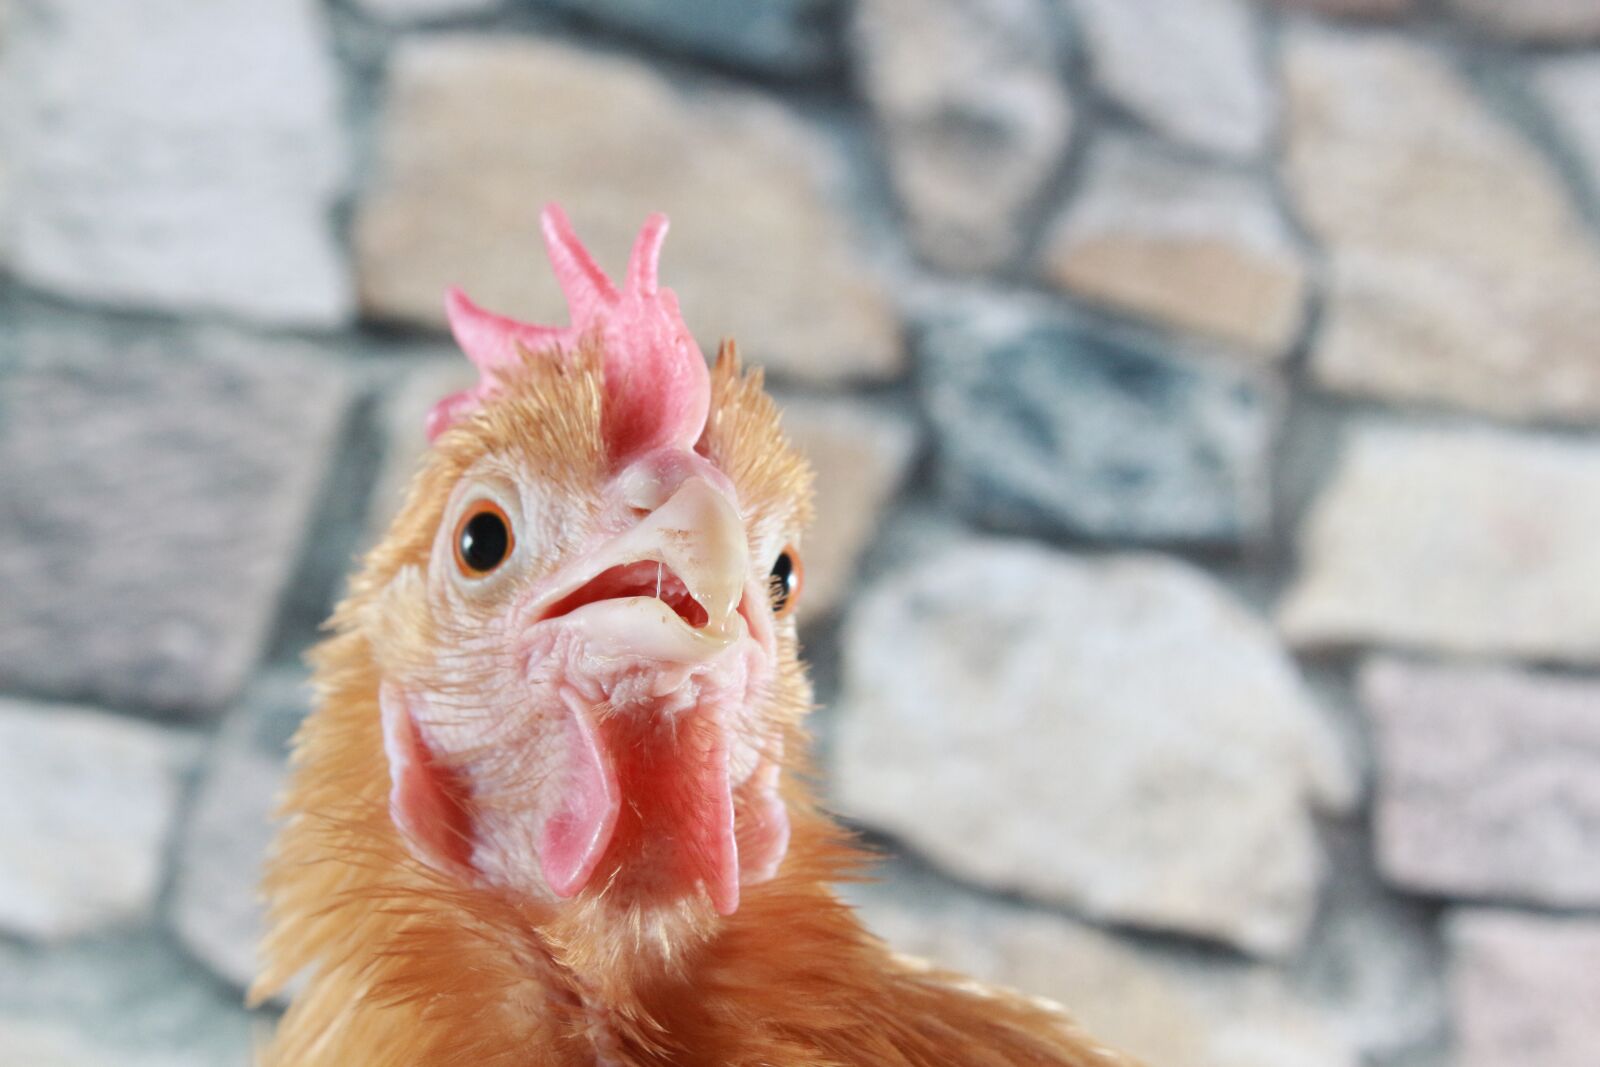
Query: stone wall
1,1,1597,1064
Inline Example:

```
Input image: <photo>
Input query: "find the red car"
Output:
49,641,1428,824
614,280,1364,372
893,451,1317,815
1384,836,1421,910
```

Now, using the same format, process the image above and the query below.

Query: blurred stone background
1,0,1598,1064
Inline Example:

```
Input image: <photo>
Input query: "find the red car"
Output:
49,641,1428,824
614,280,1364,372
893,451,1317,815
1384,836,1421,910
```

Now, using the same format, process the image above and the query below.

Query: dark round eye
454,500,514,576
768,546,803,618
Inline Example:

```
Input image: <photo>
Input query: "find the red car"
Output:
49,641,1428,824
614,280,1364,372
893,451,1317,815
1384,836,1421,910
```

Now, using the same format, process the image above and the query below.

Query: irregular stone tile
846,860,1357,1067
1449,910,1600,1067
0,698,196,941
1267,0,1413,13
0,7,10,270
0,313,352,714
0,0,351,327
917,289,1279,544
833,539,1354,956
1071,0,1272,158
534,0,837,76
1291,821,1449,1064
773,395,918,621
1361,658,1600,906
171,669,309,994
357,37,901,384
1044,135,1307,360
851,0,1072,272
1279,422,1600,662
0,933,258,1067
1445,0,1600,40
0,1020,117,1067
1284,30,1600,422
354,0,501,21
1533,56,1600,193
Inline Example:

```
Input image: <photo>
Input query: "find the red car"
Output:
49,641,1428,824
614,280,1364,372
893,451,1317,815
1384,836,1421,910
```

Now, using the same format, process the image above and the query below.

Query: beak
627,476,749,636
524,476,752,661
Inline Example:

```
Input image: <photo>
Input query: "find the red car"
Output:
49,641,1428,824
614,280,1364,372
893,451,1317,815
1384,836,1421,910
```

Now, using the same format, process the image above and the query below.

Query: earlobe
379,682,475,877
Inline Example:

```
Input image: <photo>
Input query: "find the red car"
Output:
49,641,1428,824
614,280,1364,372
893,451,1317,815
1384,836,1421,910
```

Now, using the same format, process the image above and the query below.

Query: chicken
252,205,1140,1067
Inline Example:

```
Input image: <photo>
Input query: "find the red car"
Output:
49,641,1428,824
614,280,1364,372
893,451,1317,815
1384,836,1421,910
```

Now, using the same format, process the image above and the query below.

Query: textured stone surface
1446,0,1600,40
357,37,901,384
1362,658,1600,907
0,0,351,326
0,315,351,714
0,698,194,941
1267,0,1412,13
0,3,10,272
0,934,257,1067
1279,422,1600,662
1285,30,1600,422
1072,0,1271,157
1534,56,1600,192
852,0,1071,272
534,0,838,75
1044,135,1307,360
171,670,308,993
774,396,918,621
1293,822,1449,1064
834,539,1353,956
847,862,1357,1067
917,290,1279,544
1449,910,1600,1067
0,1020,117,1067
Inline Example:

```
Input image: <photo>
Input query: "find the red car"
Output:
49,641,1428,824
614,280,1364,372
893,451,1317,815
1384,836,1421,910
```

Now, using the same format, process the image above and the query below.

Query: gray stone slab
1446,0,1600,40
852,0,1072,272
1284,29,1600,422
0,0,352,326
1363,658,1600,906
0,932,259,1067
0,697,196,941
917,289,1279,544
0,313,352,714
833,538,1354,956
1279,422,1600,663
1449,910,1600,1067
171,668,309,995
1071,0,1272,157
356,36,902,384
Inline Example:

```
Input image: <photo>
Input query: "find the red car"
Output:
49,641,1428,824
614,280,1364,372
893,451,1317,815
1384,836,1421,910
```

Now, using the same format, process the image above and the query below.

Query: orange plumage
253,210,1140,1067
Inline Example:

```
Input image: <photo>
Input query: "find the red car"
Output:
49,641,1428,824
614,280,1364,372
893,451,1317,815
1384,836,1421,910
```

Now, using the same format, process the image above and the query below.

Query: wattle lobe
536,700,621,899
670,721,741,915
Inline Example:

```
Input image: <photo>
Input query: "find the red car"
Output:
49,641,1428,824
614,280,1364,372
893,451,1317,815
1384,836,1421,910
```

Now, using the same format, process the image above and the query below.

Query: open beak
528,476,752,661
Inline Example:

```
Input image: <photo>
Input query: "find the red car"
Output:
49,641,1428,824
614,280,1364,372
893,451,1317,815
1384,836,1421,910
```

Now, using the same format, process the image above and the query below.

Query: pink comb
429,205,710,463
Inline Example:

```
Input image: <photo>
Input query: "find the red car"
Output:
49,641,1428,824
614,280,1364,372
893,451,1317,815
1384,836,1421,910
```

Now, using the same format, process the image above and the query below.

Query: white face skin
374,443,795,917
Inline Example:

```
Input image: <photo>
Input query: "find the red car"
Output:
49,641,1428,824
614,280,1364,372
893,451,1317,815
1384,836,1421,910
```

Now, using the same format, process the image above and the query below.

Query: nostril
617,461,673,514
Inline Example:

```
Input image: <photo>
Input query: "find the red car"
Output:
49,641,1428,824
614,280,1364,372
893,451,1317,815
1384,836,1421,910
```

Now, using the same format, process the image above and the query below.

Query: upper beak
522,476,752,658
625,476,749,636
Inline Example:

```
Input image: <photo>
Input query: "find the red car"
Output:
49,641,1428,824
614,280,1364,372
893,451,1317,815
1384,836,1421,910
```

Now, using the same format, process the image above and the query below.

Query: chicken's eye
768,546,803,618
454,500,514,576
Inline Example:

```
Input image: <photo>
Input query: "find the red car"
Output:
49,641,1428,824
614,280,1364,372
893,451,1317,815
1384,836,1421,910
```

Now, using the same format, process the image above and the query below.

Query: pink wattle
537,700,622,900
670,718,741,916
430,205,711,466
